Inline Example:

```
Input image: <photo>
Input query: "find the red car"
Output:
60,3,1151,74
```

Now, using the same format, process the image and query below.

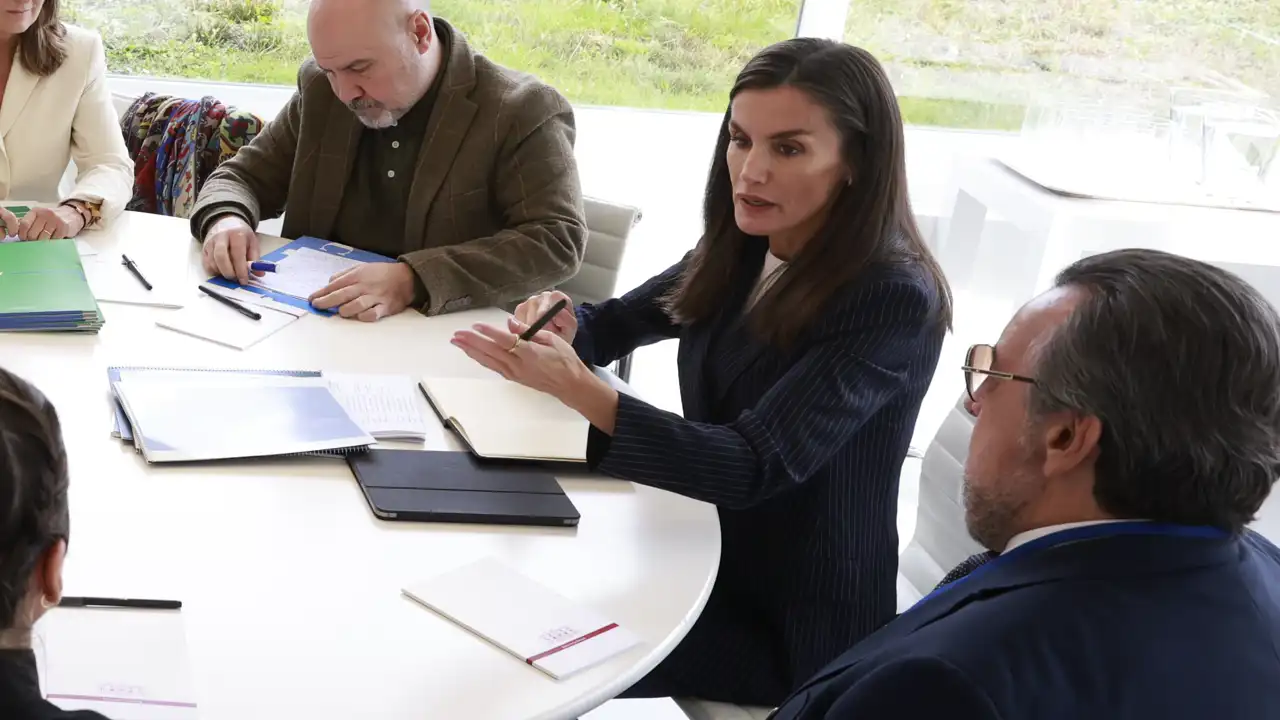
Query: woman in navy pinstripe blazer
453,39,952,708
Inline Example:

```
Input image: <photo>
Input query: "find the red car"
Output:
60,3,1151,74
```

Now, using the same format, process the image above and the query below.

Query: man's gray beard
356,115,399,129
962,464,1041,552
349,102,402,130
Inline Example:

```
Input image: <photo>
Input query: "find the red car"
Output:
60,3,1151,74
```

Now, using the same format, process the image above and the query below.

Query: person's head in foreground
963,247,1280,549
0,368,68,649
670,37,951,345
307,0,442,129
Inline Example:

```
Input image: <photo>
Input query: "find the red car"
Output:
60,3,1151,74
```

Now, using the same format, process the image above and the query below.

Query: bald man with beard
192,0,586,321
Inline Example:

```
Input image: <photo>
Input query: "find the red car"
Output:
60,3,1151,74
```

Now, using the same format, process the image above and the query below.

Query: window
64,0,802,112
843,0,1279,130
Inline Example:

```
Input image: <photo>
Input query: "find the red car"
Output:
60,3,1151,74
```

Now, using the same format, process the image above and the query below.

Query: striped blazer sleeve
572,257,688,367
589,278,935,509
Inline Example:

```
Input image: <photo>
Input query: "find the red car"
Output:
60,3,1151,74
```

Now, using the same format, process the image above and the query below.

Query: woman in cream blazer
0,1,132,241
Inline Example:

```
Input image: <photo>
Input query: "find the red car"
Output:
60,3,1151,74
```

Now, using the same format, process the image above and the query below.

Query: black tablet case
347,449,580,527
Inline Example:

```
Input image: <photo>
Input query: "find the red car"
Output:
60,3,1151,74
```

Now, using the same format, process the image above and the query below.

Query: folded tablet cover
347,449,580,527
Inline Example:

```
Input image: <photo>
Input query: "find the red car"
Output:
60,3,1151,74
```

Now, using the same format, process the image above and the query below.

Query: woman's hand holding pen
451,315,620,435
452,316,589,397
514,291,577,343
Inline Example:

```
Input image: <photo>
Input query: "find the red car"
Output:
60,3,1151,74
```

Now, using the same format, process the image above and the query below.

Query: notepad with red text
402,557,640,680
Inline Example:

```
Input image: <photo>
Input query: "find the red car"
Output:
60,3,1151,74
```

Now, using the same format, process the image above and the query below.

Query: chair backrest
898,393,983,606
558,197,641,306
111,92,137,123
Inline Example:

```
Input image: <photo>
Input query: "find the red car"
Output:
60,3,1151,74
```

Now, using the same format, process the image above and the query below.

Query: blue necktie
934,551,996,590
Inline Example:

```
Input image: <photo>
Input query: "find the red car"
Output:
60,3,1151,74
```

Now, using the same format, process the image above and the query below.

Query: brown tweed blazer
190,19,586,315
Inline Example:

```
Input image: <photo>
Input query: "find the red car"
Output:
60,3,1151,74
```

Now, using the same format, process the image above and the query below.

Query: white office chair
559,197,642,380
896,392,983,611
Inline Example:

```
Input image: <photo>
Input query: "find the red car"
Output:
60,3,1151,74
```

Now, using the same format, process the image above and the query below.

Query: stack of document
110,372,375,463
107,367,429,456
0,239,104,332
325,372,429,442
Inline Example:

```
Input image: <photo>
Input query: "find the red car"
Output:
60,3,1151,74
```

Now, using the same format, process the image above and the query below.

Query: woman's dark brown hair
667,38,952,347
0,368,69,628
18,0,68,77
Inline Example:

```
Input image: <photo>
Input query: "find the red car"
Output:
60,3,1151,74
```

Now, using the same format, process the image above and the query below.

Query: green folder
0,239,104,332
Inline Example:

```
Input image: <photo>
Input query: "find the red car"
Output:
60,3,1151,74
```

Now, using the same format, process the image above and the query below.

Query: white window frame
795,0,851,40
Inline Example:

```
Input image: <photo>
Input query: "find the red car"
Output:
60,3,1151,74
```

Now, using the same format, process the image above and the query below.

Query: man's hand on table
309,261,417,322
202,215,262,286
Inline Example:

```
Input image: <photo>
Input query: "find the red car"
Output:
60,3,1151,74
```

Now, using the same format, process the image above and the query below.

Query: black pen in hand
519,298,569,341
199,285,262,321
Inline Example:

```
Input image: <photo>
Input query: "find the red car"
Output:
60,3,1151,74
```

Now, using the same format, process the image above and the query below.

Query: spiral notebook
112,374,373,463
108,367,323,442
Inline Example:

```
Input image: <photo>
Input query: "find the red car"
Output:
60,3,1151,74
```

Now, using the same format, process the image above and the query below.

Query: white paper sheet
325,372,428,441
249,247,364,300
36,607,199,720
84,255,187,309
155,287,304,350
404,557,641,680
198,283,310,317
0,239,98,254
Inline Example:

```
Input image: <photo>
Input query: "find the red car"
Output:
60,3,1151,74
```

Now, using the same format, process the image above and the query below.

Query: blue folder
206,236,396,316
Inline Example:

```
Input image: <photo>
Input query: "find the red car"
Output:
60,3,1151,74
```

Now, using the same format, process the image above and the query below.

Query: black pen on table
59,596,182,610
121,254,153,291
199,285,262,321
519,298,569,341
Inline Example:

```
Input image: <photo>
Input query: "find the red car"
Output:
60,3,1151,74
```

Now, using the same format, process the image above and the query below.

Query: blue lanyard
918,521,1231,607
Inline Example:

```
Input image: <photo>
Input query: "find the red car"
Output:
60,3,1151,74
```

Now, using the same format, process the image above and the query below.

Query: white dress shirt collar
1002,519,1142,553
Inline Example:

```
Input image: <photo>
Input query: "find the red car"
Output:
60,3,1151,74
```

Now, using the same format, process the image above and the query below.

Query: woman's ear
38,539,67,608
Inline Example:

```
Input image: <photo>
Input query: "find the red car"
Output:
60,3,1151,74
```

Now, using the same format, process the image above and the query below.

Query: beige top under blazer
0,24,132,223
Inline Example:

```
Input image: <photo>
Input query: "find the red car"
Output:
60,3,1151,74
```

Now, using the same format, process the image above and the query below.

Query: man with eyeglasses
768,248,1280,719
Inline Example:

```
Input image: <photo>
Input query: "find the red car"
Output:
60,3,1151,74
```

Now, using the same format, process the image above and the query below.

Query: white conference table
3,211,721,720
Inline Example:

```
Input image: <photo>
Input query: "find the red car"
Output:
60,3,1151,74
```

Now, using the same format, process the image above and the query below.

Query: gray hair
1029,249,1280,531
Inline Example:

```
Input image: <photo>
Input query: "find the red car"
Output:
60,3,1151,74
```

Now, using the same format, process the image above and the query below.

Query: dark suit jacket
0,650,108,719
190,18,586,316
573,241,945,706
772,529,1280,720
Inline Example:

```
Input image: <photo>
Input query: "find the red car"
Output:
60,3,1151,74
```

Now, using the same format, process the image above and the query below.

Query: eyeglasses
962,343,1037,402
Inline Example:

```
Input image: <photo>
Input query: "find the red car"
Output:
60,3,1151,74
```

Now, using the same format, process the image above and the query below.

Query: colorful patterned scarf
121,92,264,218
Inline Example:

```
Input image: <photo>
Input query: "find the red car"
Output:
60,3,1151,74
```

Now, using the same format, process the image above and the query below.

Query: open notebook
419,377,588,463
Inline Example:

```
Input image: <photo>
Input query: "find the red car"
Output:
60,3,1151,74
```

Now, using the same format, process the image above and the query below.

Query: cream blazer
0,24,132,223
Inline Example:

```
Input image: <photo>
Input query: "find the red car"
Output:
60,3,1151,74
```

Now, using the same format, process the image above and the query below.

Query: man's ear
411,11,433,53
1040,412,1102,477
38,539,67,607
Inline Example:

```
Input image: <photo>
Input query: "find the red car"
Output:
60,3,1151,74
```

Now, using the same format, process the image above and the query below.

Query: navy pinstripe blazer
573,240,945,706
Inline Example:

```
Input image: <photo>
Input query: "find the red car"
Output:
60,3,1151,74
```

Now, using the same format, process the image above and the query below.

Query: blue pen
250,261,276,273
